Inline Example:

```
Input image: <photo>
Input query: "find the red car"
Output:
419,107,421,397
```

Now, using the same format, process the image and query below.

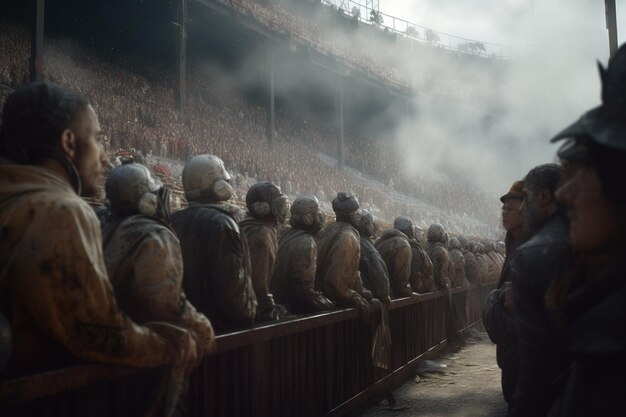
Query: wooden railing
0,284,494,417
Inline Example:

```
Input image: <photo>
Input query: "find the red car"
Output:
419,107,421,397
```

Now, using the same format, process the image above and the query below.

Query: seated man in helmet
102,163,215,357
426,223,463,346
171,154,257,333
460,237,480,285
375,217,414,299
316,192,374,309
271,196,335,314
410,225,434,293
357,210,392,305
240,182,289,321
426,223,453,291
0,83,196,377
448,237,468,288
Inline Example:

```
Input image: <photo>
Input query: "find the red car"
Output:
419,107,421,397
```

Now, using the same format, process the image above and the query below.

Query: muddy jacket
271,228,334,313
171,203,257,333
359,237,391,301
486,252,503,283
426,242,452,291
408,239,433,293
240,217,278,319
102,215,215,354
463,250,481,285
475,252,490,285
375,230,412,298
0,165,175,377
448,247,467,288
316,221,373,308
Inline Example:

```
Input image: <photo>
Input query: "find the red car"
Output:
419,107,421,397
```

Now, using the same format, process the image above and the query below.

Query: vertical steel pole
267,48,275,144
176,0,188,114
336,79,344,170
605,0,618,58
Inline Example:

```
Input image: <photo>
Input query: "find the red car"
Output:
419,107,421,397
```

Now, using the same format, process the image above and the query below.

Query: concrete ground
360,329,507,417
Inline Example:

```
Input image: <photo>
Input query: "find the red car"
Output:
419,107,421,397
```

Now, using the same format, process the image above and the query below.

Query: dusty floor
360,330,507,417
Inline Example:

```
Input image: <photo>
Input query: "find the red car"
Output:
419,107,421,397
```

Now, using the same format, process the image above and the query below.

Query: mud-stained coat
426,242,452,290
271,228,334,313
171,203,257,333
316,221,373,308
359,236,391,302
409,239,434,293
0,165,175,377
375,230,413,298
102,215,215,354
475,252,490,285
448,247,467,288
240,217,278,315
463,250,481,284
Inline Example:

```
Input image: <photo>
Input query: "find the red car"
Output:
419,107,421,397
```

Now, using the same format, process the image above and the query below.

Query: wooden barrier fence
0,283,494,417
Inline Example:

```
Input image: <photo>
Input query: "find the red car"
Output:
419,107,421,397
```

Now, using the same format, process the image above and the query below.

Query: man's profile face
501,198,524,232
69,105,109,198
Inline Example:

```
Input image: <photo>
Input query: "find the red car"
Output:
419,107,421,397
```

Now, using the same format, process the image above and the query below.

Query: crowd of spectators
0,24,497,237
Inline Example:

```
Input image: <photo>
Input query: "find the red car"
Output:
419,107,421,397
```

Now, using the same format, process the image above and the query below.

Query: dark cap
332,192,359,214
1,82,88,149
551,43,626,152
500,180,525,202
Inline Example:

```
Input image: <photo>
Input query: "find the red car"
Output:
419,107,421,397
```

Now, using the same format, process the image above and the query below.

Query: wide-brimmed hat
500,180,525,202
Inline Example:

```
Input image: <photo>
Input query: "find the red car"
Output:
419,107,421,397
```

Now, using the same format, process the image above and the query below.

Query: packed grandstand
0,0,505,238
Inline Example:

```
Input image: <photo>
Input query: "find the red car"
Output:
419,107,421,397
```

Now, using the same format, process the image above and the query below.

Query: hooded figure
171,155,257,333
240,181,289,321
397,219,434,293
271,196,334,313
356,210,392,304
315,192,373,308
461,238,480,285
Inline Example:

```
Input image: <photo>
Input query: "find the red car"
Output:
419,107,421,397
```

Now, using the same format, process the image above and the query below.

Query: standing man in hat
482,180,526,404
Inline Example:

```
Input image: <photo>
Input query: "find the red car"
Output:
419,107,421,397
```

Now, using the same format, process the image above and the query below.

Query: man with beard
357,210,392,304
171,154,257,333
508,164,569,417
375,217,413,298
240,181,289,321
316,192,374,309
0,83,196,378
271,196,334,314
482,180,525,404
102,163,215,357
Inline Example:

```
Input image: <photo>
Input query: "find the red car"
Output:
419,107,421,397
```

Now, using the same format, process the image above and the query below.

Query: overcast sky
380,0,624,55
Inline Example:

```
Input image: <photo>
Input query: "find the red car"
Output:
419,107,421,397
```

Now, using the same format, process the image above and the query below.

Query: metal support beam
335,79,344,170
30,0,45,82
266,49,275,144
176,0,188,114
605,0,618,58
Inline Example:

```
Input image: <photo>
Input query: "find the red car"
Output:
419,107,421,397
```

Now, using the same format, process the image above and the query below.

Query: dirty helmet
393,216,414,239
106,162,170,221
246,181,289,224
427,223,446,243
182,154,233,202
